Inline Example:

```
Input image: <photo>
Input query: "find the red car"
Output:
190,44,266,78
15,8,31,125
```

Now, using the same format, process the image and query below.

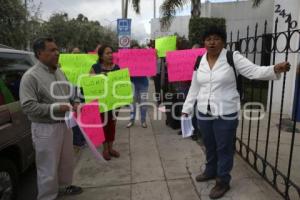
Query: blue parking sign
117,19,131,36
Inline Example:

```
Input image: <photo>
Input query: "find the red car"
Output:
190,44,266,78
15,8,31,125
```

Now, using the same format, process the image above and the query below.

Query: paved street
16,82,285,200
57,93,283,200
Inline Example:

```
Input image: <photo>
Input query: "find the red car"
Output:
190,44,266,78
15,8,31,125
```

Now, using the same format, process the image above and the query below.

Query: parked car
0,48,37,199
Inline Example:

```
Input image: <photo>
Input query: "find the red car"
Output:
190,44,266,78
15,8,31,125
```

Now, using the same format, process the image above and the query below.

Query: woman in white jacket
182,26,290,199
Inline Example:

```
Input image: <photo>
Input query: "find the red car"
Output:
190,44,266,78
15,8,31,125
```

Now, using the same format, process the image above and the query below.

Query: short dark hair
97,44,113,63
33,37,55,58
131,44,140,49
203,26,227,43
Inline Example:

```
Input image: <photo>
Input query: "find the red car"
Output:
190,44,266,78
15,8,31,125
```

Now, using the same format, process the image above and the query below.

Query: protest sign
59,54,98,85
118,49,157,76
113,52,119,65
155,36,177,57
107,68,133,110
80,69,133,113
75,101,105,147
79,74,110,112
166,48,206,82
73,100,106,162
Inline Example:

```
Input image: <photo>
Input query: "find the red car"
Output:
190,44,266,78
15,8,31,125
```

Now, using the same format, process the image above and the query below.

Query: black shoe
191,134,198,141
195,173,216,182
209,179,230,199
62,185,83,195
177,131,182,135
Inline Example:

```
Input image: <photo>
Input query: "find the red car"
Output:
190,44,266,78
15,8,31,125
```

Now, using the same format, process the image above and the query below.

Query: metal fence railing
227,18,300,200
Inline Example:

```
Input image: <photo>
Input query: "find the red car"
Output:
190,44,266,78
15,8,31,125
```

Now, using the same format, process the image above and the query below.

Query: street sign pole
121,0,125,18
117,18,132,48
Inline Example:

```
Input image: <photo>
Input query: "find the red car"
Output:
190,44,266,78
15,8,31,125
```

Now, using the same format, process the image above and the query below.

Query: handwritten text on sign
166,48,206,82
118,49,157,77
80,69,133,113
59,54,98,85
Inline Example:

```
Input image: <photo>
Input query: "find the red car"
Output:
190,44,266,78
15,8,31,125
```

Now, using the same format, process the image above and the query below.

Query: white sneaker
141,122,147,128
126,121,134,128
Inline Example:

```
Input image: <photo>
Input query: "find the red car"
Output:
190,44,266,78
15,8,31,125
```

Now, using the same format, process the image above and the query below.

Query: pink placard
166,48,206,82
113,52,119,65
73,100,105,147
118,48,157,77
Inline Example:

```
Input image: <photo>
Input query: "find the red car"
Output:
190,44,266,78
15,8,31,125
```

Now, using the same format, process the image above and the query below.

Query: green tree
0,0,27,48
175,34,191,50
38,13,118,52
40,13,72,51
160,0,201,29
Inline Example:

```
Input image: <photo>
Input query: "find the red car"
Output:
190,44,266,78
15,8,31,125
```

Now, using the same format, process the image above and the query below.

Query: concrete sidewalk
59,105,283,200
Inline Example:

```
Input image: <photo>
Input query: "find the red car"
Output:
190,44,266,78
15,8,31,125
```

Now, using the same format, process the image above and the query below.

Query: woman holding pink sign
126,44,149,128
90,45,120,161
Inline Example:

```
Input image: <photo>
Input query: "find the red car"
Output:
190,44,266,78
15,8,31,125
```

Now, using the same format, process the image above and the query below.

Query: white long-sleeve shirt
182,49,280,116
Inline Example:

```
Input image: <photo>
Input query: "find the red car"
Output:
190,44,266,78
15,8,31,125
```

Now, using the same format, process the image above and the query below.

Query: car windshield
0,52,36,104
0,52,36,72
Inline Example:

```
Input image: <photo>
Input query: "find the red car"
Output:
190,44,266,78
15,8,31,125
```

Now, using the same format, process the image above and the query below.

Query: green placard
79,74,107,103
107,69,133,111
59,54,98,85
80,69,133,113
155,35,177,58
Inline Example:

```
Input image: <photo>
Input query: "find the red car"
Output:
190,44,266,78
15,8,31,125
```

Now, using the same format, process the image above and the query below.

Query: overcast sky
32,0,232,43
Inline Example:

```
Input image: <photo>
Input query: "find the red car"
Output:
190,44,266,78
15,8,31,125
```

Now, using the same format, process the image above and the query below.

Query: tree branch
159,0,188,30
132,0,140,14
252,0,263,8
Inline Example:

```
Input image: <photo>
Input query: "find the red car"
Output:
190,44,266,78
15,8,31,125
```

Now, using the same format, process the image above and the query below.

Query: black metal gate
227,18,300,200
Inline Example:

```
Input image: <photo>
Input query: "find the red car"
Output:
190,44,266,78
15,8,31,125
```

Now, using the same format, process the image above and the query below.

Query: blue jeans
197,112,238,184
130,81,149,123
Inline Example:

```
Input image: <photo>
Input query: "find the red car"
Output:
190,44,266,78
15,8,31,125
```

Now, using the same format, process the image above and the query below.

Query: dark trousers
197,112,238,184
72,125,85,146
101,112,116,143
153,74,161,103
192,103,201,137
72,86,86,146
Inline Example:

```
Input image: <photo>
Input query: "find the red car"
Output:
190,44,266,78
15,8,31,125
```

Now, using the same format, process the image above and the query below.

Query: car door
0,51,35,166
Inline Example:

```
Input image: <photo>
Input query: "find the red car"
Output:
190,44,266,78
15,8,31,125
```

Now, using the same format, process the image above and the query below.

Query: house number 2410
275,4,298,29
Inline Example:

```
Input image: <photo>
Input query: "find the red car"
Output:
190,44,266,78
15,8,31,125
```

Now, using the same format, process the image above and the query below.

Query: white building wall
150,0,274,63
270,0,300,116
150,0,274,40
207,0,275,65
208,0,274,39
150,0,300,116
151,16,191,39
